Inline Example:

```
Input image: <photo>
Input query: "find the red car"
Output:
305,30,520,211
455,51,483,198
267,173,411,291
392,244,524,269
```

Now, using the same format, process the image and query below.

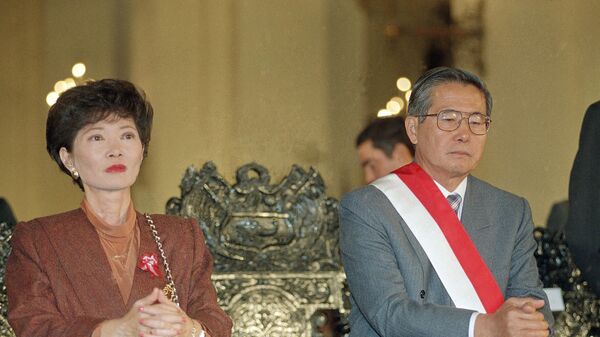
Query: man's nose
454,118,471,141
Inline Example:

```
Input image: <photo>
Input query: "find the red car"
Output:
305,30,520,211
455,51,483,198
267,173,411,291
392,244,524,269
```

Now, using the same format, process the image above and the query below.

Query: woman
6,79,232,337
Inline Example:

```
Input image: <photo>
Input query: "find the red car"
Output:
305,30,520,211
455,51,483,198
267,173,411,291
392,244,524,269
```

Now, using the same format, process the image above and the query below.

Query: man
356,116,414,183
567,100,600,296
340,67,553,337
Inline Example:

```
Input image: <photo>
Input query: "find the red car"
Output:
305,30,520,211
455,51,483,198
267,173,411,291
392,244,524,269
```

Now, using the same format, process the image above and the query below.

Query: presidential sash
372,162,504,313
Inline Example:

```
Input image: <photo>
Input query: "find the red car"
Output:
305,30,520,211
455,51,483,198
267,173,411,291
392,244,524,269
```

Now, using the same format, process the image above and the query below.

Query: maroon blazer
6,209,232,337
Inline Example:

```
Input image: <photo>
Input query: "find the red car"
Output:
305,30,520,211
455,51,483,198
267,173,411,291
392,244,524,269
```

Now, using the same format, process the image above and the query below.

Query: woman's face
59,116,144,193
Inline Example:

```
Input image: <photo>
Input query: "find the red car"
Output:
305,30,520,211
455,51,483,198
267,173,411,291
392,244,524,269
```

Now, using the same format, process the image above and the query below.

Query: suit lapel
44,209,126,317
126,213,166,308
461,176,493,233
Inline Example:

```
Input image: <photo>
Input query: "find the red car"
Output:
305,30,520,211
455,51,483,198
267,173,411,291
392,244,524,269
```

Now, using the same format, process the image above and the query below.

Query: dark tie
447,193,462,215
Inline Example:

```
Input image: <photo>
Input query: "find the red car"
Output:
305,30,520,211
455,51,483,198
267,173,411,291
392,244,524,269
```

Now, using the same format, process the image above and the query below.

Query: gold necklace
104,233,134,261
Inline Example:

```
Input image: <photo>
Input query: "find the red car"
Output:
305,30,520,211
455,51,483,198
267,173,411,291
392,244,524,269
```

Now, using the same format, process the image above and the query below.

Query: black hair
46,79,154,189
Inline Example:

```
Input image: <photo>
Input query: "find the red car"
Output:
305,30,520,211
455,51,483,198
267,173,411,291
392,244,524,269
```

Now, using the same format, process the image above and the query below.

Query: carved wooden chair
534,227,600,337
167,162,349,337
0,221,15,337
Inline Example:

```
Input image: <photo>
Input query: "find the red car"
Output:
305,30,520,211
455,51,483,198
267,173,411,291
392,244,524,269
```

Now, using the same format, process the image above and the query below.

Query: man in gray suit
340,67,553,337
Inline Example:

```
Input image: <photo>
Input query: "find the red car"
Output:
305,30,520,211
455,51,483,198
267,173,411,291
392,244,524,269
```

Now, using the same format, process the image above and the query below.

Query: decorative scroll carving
534,228,600,337
0,316,12,337
0,222,15,337
213,272,346,308
213,272,347,337
167,162,349,336
166,162,341,273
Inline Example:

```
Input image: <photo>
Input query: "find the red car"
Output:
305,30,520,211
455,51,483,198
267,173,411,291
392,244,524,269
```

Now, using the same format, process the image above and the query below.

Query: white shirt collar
433,177,468,218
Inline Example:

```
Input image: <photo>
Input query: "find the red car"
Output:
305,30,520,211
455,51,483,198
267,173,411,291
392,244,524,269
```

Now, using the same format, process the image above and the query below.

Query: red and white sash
372,162,503,313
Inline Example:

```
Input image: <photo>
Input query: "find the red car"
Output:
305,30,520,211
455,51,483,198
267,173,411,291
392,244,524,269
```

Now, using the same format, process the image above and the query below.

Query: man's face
357,140,412,184
405,82,487,187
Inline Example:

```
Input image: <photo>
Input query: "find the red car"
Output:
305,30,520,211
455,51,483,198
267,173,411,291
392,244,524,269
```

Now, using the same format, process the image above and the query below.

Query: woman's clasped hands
100,288,201,337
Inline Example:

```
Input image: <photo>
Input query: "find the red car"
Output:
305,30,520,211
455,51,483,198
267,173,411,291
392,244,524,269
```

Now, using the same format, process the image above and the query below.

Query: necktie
447,193,462,215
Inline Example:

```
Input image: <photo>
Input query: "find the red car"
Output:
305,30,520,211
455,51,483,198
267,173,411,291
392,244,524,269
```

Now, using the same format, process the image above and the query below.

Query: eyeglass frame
421,109,492,135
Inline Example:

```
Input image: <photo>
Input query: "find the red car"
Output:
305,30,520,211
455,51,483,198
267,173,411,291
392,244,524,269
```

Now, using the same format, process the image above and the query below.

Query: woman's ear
405,116,419,145
59,147,74,171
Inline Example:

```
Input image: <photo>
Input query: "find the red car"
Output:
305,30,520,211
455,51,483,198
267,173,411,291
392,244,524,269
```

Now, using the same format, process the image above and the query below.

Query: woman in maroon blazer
6,79,232,337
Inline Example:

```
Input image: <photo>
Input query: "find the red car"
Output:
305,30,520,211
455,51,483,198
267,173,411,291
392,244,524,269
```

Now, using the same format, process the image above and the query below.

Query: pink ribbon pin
137,253,163,278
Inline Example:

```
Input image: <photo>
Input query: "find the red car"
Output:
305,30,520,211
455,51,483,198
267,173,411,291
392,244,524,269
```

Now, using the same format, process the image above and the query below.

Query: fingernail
139,319,144,324
139,333,144,337
138,306,144,312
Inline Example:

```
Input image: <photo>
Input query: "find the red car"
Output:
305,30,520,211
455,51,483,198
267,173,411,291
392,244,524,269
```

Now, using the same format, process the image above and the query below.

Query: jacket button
420,290,426,299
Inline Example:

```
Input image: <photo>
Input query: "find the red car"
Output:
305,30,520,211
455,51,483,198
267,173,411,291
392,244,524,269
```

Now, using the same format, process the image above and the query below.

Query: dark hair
355,116,415,157
46,79,154,188
407,67,492,121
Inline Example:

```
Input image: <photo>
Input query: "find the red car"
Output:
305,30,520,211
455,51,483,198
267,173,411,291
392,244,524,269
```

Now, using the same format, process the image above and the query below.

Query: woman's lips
105,164,127,173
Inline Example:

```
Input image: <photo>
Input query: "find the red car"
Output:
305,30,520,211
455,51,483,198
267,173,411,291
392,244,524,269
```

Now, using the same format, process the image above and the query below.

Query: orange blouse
81,199,140,304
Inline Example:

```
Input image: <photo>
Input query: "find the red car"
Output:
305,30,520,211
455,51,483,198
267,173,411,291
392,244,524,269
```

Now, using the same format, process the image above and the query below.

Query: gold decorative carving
167,162,349,336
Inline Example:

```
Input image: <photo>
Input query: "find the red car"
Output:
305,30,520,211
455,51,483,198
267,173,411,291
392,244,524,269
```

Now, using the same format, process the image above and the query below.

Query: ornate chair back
167,162,349,337
534,227,599,337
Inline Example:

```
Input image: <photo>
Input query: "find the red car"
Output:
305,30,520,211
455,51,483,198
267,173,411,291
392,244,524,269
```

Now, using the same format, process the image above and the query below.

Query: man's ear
405,116,419,145
59,147,74,170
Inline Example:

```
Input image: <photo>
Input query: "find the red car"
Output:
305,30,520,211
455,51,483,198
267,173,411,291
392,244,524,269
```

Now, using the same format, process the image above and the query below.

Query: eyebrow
439,109,485,115
81,125,137,134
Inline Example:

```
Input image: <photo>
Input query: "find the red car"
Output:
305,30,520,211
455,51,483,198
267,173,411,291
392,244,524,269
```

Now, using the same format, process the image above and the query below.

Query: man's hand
475,297,550,337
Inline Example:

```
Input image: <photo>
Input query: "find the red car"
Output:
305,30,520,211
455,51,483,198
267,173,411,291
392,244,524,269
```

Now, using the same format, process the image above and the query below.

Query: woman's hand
138,288,200,337
99,288,161,337
99,288,203,337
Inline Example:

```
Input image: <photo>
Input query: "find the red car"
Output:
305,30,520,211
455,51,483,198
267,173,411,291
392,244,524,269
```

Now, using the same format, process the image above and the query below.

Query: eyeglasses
423,110,491,135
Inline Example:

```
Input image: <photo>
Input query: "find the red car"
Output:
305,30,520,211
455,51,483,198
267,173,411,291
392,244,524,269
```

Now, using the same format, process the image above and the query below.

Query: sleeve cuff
468,312,480,337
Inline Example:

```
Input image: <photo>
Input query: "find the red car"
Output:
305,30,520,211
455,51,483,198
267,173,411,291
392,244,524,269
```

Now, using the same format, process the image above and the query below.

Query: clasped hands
100,288,201,337
475,297,550,337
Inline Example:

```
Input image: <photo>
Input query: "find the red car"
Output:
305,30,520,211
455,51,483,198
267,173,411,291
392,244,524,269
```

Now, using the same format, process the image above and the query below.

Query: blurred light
390,97,405,112
396,77,412,92
46,91,59,106
391,96,403,104
384,24,401,38
54,80,67,94
405,90,412,102
386,100,401,114
72,63,86,78
64,77,76,89
377,109,394,118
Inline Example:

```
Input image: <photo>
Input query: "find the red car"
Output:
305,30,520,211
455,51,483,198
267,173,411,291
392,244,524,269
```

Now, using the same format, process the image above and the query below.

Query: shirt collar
433,177,468,218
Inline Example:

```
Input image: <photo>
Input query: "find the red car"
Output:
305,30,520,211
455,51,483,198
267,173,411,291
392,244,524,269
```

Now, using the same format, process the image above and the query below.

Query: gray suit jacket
340,175,553,337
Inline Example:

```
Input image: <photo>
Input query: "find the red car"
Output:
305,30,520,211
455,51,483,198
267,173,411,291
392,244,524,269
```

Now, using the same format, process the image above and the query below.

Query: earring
71,169,80,179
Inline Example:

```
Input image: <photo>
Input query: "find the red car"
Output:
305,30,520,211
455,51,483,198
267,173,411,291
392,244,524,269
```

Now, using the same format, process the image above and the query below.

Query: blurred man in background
355,116,414,184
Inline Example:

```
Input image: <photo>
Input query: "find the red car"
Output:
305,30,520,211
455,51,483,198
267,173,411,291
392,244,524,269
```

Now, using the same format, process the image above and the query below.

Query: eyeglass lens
437,111,489,135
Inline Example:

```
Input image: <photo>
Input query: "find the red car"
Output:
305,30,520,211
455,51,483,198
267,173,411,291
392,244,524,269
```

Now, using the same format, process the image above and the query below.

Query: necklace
102,231,134,262
112,253,127,260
